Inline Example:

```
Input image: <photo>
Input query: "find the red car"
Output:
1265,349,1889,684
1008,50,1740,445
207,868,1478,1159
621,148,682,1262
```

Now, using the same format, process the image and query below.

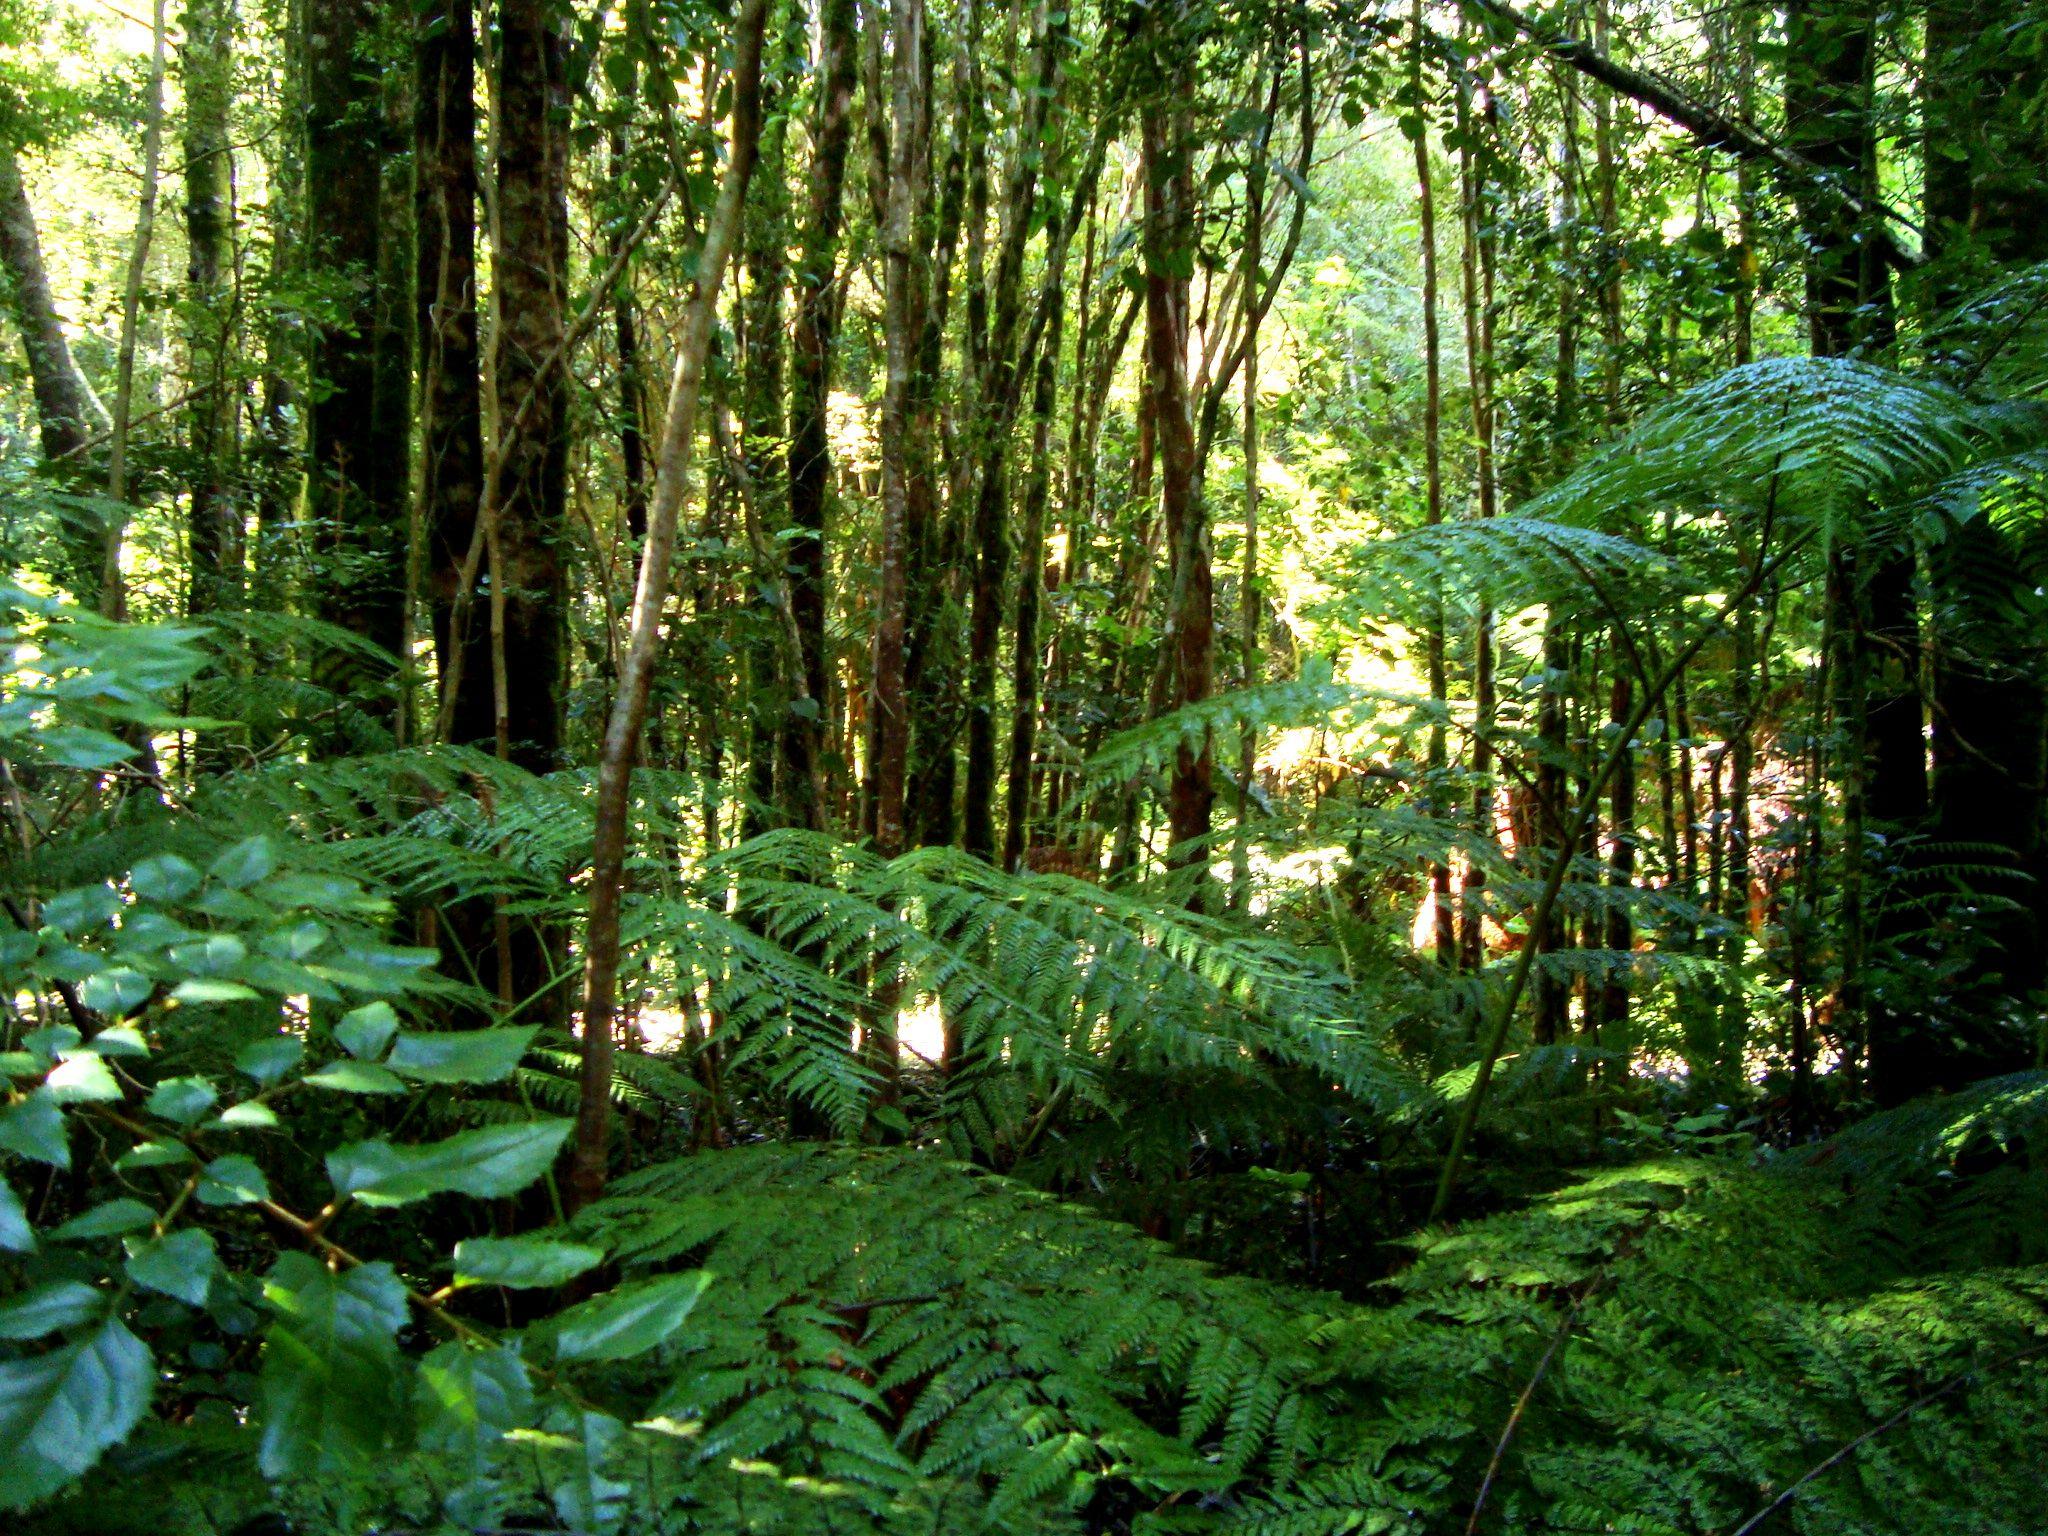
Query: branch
1462,0,1922,254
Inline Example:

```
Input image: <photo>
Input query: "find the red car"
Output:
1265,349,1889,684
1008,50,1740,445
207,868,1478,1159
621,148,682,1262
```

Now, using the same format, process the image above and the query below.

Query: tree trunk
571,0,769,1211
305,0,400,689
419,0,488,749
181,0,239,625
782,0,858,834
0,151,103,599
489,0,571,771
1141,35,1212,898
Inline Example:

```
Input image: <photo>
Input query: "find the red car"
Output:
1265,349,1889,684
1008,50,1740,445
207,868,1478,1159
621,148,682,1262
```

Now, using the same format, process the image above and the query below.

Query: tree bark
571,0,769,1212
489,0,572,771
0,151,104,599
181,0,239,623
782,0,858,834
1141,25,1212,898
419,0,488,749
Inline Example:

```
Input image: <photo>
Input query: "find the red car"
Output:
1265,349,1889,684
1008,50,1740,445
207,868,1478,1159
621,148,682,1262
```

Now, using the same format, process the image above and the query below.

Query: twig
1724,1341,2048,1536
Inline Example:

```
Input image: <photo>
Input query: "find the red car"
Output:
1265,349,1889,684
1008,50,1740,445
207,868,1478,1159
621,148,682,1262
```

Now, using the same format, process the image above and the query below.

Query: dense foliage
3,0,2046,1529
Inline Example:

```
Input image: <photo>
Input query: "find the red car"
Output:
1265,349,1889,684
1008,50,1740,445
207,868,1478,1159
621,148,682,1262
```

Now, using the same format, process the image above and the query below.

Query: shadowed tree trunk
572,0,770,1211
490,0,571,772
305,0,402,696
181,0,239,625
782,0,858,833
419,0,487,749
0,150,104,599
1141,20,1212,899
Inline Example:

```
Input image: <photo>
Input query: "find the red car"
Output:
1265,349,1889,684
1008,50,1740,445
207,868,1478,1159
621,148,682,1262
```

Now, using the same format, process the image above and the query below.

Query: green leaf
327,1120,572,1207
124,1228,216,1305
48,1198,155,1241
551,1272,711,1363
83,1024,149,1057
257,1253,408,1479
235,1035,303,1085
303,1060,406,1095
0,1281,103,1340
128,854,202,903
545,1410,631,1533
0,1318,153,1510
0,1093,69,1167
40,884,120,936
197,1154,270,1207
78,970,151,1015
44,1054,121,1104
170,978,261,1005
415,1342,532,1472
36,725,133,770
209,837,278,889
212,1101,281,1130
114,1139,193,1171
145,1076,216,1124
454,1236,605,1290
333,1001,399,1061
0,1174,32,1252
387,1026,536,1085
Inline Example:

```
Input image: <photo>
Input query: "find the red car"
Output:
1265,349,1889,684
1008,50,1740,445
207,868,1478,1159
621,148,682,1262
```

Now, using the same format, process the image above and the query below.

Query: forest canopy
1,0,2046,1530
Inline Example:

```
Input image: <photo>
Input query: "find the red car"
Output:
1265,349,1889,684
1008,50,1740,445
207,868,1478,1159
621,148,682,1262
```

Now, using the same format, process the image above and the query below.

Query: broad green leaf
415,1342,533,1472
0,1174,32,1252
35,725,132,771
48,1198,155,1241
128,854,202,903
22,1025,80,1061
0,1281,103,1340
0,1093,69,1167
551,1272,711,1363
171,978,261,1005
257,1253,408,1479
327,1119,572,1207
40,884,120,936
124,1228,216,1305
303,1060,406,1095
0,1317,152,1509
114,1139,193,1171
44,1054,120,1104
198,1154,270,1207
333,1001,399,1061
235,1035,303,1085
145,1075,216,1124
387,1025,536,1085
545,1410,631,1533
78,971,151,1015
213,1101,281,1130
454,1236,605,1290
209,837,278,889
82,1024,149,1057
166,933,249,977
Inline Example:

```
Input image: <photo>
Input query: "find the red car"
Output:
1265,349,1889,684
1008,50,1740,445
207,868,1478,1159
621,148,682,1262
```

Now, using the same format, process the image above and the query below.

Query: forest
0,0,2045,1528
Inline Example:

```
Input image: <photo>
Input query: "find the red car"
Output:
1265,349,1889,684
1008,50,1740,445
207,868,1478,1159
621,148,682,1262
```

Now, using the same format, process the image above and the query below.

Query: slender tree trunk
419,0,488,748
1142,29,1212,898
0,151,104,599
782,0,858,834
104,0,170,622
1228,64,1269,914
1456,66,1498,972
182,0,239,624
1413,2,1453,964
961,3,1056,862
571,0,769,1212
740,88,791,840
1000,284,1061,873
